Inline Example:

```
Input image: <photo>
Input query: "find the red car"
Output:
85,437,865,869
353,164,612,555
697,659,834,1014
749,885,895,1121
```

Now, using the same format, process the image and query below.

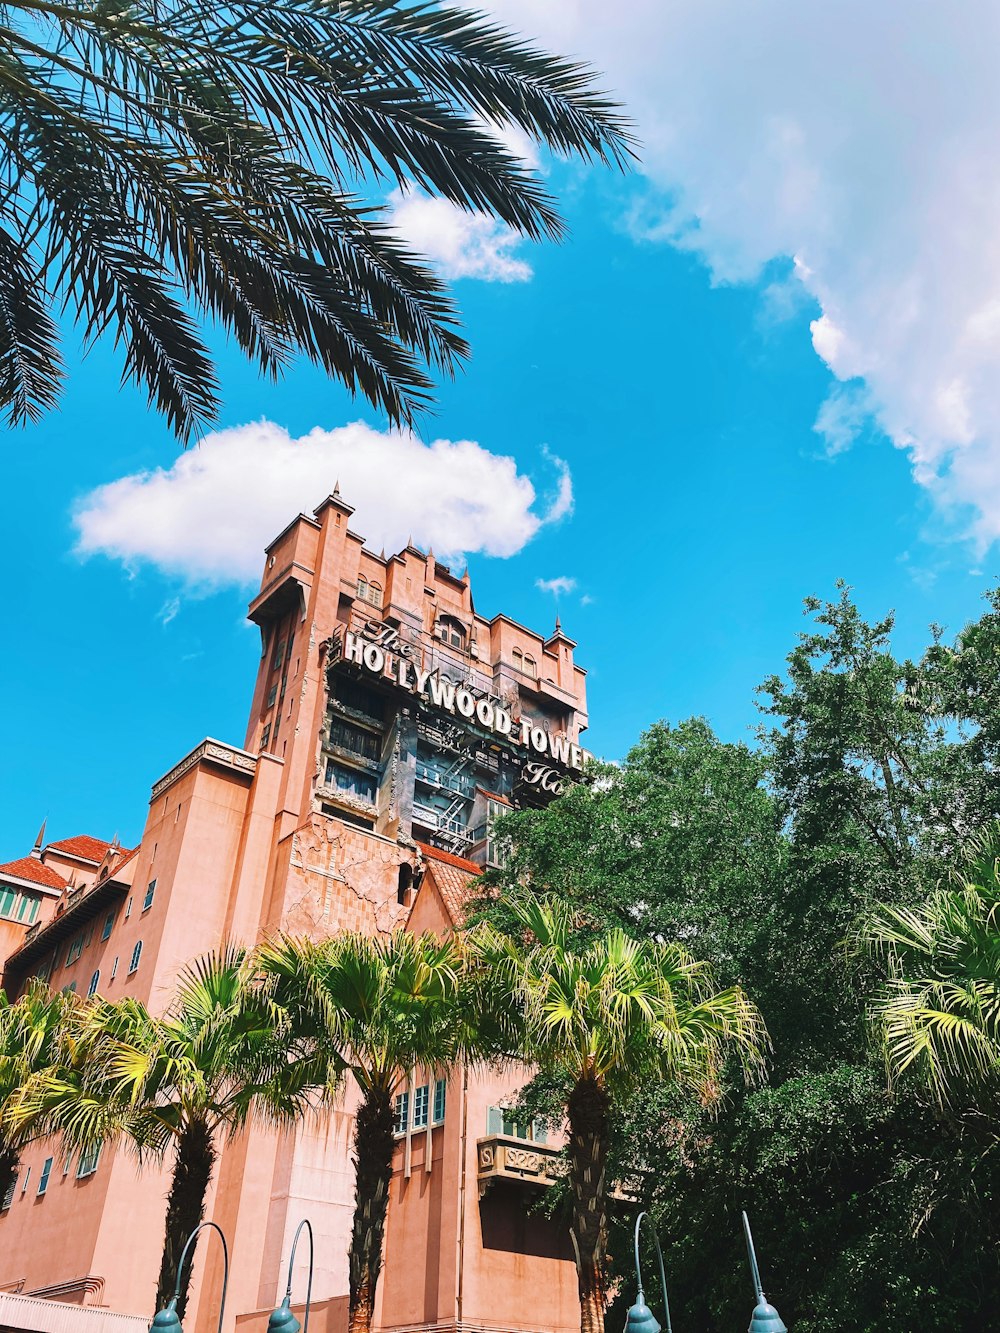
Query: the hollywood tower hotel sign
330,623,591,795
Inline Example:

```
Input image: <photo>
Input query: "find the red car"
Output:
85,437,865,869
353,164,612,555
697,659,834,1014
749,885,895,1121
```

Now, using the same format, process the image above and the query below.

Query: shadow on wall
479,1185,573,1261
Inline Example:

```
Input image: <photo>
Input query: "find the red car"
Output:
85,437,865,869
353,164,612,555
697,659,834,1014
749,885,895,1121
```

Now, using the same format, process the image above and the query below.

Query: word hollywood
337,630,590,771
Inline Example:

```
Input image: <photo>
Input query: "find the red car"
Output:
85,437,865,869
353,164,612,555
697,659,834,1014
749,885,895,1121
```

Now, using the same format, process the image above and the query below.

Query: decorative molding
151,739,258,800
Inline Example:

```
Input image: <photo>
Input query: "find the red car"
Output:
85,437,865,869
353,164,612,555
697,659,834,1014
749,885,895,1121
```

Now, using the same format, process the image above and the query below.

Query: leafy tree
470,896,766,1333
0,0,633,438
861,826,1000,1126
0,981,73,1205
477,718,786,996
255,929,465,1333
12,949,304,1316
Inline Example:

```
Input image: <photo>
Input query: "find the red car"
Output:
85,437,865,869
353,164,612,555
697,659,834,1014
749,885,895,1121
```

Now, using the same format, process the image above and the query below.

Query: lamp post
149,1221,230,1333
741,1212,787,1333
623,1211,673,1333
266,1219,315,1333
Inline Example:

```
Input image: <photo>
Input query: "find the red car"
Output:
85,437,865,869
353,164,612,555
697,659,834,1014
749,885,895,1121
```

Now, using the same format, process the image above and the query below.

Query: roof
416,843,481,926
415,842,481,875
46,835,112,864
0,857,68,891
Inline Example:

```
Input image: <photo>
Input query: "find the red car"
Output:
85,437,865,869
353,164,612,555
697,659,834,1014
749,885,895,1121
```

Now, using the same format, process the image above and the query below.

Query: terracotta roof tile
46,835,112,863
415,841,481,874
0,857,68,891
415,844,481,925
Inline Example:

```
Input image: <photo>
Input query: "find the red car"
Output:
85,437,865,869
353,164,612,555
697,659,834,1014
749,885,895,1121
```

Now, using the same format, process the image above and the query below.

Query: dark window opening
397,863,413,906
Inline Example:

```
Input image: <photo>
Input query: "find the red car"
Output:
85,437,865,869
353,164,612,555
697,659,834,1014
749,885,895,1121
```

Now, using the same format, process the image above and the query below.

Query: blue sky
4,2,999,851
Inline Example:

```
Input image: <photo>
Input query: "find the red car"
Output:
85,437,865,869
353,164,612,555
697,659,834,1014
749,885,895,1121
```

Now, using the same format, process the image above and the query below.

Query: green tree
477,718,786,996
0,0,632,439
255,929,465,1333
470,896,766,1333
13,949,304,1316
861,827,1000,1123
0,981,73,1205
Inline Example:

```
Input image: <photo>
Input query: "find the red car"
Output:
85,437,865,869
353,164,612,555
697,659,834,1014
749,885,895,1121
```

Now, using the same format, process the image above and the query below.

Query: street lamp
741,1211,787,1333
266,1219,315,1333
149,1221,230,1333
623,1211,673,1333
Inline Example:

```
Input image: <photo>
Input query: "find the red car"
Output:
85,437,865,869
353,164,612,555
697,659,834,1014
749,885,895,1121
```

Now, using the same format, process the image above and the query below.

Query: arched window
87,970,100,997
512,647,524,670
357,577,382,607
437,616,466,649
523,654,537,677
128,940,142,975
397,863,413,907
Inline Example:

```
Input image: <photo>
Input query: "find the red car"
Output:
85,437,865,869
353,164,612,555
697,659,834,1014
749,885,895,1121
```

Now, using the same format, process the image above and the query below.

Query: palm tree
0,981,73,1205
470,897,767,1333
0,0,633,439
13,948,306,1316
255,929,465,1333
861,829,1000,1119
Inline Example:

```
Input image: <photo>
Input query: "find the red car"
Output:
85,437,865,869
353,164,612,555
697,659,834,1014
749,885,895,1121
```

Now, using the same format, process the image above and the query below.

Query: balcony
476,1134,562,1198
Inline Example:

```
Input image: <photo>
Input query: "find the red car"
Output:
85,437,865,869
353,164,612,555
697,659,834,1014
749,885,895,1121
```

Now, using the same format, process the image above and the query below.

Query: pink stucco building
0,492,590,1333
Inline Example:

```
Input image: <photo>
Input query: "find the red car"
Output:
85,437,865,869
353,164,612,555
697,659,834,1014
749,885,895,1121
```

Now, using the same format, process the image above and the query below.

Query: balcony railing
476,1134,562,1198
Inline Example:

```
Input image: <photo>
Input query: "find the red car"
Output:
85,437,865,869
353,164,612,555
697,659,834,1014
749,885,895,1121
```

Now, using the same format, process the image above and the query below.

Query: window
433,1079,446,1125
267,684,277,707
486,1106,546,1142
62,982,77,994
331,677,385,723
20,1167,30,1193
2,1171,17,1209
77,1145,101,1179
87,970,100,997
512,648,524,670
66,935,84,965
523,655,537,677
273,641,285,670
110,955,119,980
324,761,377,804
128,941,142,974
437,616,466,649
101,910,116,941
393,1091,410,1136
35,959,52,984
0,888,39,924
356,577,382,607
328,718,382,761
125,895,133,918
397,864,413,907
261,723,271,748
143,879,156,912
413,1084,429,1129
37,1157,53,1196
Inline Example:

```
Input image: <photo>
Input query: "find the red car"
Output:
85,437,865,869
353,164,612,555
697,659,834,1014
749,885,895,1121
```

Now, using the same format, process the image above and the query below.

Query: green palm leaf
0,0,633,437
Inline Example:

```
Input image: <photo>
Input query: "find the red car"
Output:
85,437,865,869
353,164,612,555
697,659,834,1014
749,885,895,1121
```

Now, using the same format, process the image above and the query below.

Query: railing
476,1135,562,1197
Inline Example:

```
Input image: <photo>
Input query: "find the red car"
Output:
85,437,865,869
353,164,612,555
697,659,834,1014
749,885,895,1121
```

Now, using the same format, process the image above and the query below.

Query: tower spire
31,818,46,859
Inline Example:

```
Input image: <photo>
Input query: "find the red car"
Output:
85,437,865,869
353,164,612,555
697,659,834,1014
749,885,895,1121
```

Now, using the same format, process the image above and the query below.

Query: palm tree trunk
0,1142,18,1208
347,1087,395,1333
155,1118,217,1319
568,1074,610,1333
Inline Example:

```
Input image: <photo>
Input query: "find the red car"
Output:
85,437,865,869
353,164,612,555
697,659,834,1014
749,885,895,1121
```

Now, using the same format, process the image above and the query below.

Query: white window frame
37,1157,53,1196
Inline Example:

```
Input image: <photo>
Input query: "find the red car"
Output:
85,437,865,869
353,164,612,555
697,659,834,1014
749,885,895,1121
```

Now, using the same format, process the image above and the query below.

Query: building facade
0,492,590,1333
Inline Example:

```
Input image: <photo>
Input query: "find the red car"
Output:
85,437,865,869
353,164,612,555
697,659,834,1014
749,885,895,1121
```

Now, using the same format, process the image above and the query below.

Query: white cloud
540,445,574,521
157,596,181,627
536,576,577,596
388,186,532,282
813,383,872,459
485,0,1000,546
74,420,569,586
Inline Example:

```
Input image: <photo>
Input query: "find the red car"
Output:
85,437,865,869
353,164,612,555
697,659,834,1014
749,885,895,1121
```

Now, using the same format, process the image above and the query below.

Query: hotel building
0,491,590,1333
